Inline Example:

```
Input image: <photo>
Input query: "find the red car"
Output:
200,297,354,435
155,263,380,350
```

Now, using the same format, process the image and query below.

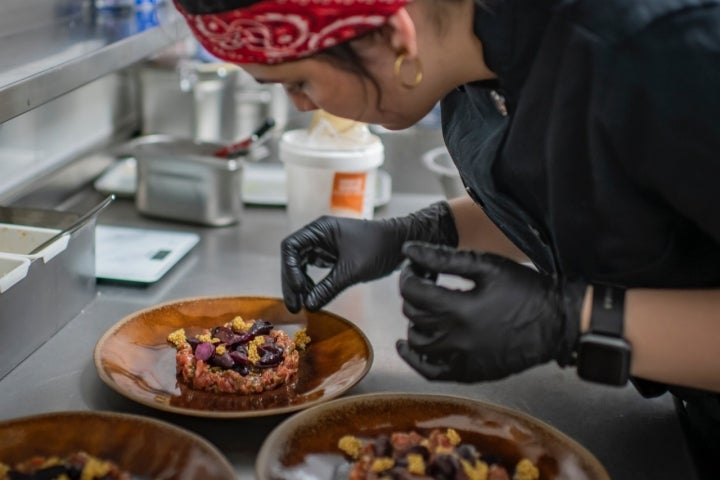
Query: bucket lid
279,129,384,170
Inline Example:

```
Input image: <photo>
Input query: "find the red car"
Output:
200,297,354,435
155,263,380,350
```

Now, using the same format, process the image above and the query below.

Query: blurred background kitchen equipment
139,58,243,143
133,134,245,226
95,224,199,284
213,118,275,158
421,146,466,199
137,48,301,146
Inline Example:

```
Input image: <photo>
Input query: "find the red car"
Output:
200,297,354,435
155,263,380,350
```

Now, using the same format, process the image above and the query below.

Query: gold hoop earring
393,52,423,89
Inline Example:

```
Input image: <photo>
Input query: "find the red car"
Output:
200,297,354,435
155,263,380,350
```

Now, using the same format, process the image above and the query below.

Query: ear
386,7,418,57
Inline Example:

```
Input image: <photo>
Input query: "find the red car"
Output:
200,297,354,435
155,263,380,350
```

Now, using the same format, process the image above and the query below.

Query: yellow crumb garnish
446,428,462,445
247,342,260,363
167,328,186,347
513,458,540,480
215,344,227,355
40,457,61,468
406,453,425,475
371,457,395,473
293,328,311,350
81,457,113,480
195,332,213,343
462,459,489,480
232,315,251,331
338,435,363,459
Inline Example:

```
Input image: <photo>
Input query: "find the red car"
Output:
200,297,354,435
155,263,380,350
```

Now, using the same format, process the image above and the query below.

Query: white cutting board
94,158,392,207
95,225,199,283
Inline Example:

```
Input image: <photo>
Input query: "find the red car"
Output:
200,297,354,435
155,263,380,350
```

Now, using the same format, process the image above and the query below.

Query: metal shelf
0,3,189,124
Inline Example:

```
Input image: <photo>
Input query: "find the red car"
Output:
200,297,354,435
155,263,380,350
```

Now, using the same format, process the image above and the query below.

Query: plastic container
279,128,384,230
0,223,69,262
0,255,30,294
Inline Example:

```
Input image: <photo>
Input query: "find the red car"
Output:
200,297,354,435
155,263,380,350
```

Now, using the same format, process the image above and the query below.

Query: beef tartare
167,316,310,394
338,428,539,480
0,451,131,480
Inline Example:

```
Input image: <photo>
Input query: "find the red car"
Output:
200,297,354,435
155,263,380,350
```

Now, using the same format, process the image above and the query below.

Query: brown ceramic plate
256,393,610,480
94,296,373,418
0,410,235,479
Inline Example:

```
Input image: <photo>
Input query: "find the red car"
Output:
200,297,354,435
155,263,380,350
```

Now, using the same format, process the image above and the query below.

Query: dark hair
316,0,465,112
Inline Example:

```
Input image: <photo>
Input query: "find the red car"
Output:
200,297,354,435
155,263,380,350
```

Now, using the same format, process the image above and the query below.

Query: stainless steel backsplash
0,0,182,205
0,0,87,37
0,69,140,204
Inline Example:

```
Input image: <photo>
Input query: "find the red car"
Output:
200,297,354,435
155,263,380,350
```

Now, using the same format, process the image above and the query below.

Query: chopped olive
427,454,460,479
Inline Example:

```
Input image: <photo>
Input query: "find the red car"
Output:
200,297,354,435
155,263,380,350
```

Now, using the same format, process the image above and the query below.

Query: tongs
213,118,276,159
28,194,115,255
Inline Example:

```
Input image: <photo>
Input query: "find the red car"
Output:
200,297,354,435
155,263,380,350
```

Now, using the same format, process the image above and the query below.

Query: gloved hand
281,201,458,313
396,241,585,382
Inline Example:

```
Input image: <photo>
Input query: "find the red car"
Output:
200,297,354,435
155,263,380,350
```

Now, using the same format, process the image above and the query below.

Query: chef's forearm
583,287,720,393
627,288,720,393
448,195,528,262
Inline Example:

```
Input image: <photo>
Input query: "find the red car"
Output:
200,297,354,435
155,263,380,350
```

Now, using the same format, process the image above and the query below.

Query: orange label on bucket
330,172,367,214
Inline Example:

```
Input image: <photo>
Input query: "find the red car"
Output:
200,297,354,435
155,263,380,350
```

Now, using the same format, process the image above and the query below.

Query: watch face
577,334,632,386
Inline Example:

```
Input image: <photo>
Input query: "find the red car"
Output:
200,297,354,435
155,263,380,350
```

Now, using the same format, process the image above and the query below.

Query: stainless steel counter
0,195,700,479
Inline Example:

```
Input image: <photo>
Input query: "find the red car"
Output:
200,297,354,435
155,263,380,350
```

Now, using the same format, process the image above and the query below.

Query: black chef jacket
440,0,720,463
443,0,720,284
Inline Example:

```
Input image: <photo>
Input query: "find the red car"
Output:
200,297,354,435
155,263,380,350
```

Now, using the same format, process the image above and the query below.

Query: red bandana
174,0,410,64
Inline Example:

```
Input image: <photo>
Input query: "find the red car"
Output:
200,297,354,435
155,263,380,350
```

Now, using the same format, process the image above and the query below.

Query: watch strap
590,285,625,336
576,284,632,386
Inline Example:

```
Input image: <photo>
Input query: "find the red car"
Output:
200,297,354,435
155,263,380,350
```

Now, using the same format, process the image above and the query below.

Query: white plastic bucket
279,129,384,230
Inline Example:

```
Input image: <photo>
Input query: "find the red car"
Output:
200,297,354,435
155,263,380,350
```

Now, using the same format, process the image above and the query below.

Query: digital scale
95,225,200,284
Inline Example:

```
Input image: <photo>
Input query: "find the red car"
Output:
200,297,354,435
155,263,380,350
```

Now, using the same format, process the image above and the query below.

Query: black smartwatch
577,285,632,386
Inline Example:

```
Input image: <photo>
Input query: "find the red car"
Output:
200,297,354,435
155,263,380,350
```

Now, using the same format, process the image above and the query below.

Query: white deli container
279,128,384,231
0,255,30,294
0,223,69,262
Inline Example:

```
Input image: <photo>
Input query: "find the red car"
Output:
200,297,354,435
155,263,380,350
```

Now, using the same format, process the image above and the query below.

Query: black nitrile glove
281,202,458,313
396,241,585,382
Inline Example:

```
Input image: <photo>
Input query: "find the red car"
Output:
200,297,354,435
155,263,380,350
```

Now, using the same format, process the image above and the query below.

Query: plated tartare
167,315,310,395
338,428,539,480
0,451,131,480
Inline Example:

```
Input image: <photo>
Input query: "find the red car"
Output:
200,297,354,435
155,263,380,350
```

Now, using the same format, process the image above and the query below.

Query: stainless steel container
138,60,240,143
138,58,278,143
0,206,97,380
133,134,244,226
